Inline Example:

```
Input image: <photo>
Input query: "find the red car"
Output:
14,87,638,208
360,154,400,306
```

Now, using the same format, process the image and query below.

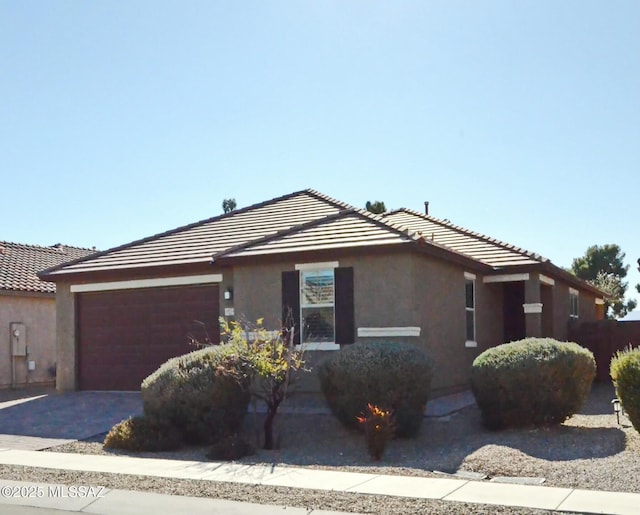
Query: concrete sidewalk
0,449,638,514
0,478,354,515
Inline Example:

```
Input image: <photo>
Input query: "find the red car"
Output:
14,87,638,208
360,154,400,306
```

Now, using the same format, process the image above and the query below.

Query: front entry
503,282,525,343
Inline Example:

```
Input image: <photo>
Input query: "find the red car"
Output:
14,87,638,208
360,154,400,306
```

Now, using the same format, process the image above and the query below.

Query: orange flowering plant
356,403,396,460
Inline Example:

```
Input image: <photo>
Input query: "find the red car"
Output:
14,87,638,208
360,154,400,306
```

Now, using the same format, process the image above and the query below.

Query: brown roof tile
40,190,346,277
39,190,577,283
0,242,96,293
383,209,546,269
214,209,416,260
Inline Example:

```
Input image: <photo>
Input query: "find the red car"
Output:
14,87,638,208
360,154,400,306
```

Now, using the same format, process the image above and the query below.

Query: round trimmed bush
103,416,182,452
471,338,596,430
317,341,433,437
141,344,252,444
610,345,640,433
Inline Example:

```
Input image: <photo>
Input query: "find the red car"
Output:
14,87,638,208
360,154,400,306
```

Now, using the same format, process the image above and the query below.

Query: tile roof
41,190,347,277
382,209,546,269
214,209,416,260
40,189,557,280
0,242,97,294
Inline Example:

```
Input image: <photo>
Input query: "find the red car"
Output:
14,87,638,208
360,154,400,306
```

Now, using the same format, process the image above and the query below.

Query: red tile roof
0,242,96,293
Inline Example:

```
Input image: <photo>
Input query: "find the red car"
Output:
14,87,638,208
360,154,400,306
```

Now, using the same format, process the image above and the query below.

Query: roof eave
487,262,609,298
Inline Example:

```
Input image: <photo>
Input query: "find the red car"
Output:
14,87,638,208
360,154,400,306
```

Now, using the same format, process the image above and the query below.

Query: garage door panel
77,284,219,390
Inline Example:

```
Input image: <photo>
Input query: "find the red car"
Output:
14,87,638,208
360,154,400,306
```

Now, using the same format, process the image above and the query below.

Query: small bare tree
219,317,306,450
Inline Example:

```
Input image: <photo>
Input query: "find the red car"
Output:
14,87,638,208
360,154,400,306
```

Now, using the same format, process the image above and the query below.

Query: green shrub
206,434,255,461
610,345,640,433
103,416,182,452
317,341,433,437
141,344,252,444
471,338,596,430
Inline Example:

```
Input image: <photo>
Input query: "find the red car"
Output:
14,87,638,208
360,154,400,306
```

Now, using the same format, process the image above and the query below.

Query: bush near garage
317,341,433,437
471,337,596,430
103,415,182,452
610,345,640,433
141,344,252,444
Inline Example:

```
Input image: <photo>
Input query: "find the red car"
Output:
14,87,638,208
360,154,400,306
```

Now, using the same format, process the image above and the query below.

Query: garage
76,284,219,390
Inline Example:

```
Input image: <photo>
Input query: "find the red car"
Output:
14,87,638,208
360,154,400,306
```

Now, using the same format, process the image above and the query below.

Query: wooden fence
568,320,640,382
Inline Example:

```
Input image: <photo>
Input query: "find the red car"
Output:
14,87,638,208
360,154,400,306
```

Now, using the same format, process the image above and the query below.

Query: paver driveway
0,390,142,449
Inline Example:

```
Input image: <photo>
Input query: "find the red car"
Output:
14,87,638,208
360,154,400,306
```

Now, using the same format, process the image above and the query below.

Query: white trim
357,327,421,337
296,342,340,351
523,303,543,314
569,287,579,296
464,272,476,280
70,274,223,293
483,273,530,283
595,298,605,305
465,340,478,348
539,274,555,286
295,261,339,271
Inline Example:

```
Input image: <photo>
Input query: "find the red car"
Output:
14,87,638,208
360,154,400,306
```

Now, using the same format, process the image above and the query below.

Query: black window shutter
282,271,300,345
335,266,355,344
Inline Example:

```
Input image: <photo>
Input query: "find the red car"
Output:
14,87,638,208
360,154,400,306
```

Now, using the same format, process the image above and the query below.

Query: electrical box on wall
10,323,27,356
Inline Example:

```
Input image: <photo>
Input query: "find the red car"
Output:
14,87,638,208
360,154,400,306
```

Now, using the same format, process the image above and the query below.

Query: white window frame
465,272,477,347
569,288,579,319
296,262,340,351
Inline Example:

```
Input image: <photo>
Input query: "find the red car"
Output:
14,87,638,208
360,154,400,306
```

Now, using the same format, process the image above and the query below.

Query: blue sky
1,1,639,303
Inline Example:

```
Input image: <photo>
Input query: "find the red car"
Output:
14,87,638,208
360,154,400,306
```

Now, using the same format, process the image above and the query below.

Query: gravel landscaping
0,383,637,514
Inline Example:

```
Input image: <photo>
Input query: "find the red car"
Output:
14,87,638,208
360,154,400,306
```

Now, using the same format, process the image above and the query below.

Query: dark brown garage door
77,284,219,390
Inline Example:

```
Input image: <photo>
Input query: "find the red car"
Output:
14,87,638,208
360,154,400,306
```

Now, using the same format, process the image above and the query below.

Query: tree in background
365,200,387,214
222,198,237,213
637,258,640,295
571,244,637,319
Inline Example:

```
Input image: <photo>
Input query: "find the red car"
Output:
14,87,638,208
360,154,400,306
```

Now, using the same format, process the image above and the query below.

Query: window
465,274,476,344
300,269,335,343
569,289,579,319
282,265,354,349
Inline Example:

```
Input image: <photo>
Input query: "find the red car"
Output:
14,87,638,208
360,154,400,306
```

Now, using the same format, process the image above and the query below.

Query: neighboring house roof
0,241,96,294
382,209,545,269
36,189,605,297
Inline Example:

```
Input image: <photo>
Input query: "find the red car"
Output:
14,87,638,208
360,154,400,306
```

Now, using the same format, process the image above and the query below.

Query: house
39,190,606,394
0,242,96,388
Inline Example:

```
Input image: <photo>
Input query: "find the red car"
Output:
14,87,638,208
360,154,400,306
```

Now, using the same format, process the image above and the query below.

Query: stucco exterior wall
578,289,598,322
0,293,57,388
475,281,505,352
55,282,76,391
232,251,486,396
549,278,599,342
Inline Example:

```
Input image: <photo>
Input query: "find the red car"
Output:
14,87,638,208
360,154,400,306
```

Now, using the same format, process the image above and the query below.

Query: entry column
524,274,543,337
